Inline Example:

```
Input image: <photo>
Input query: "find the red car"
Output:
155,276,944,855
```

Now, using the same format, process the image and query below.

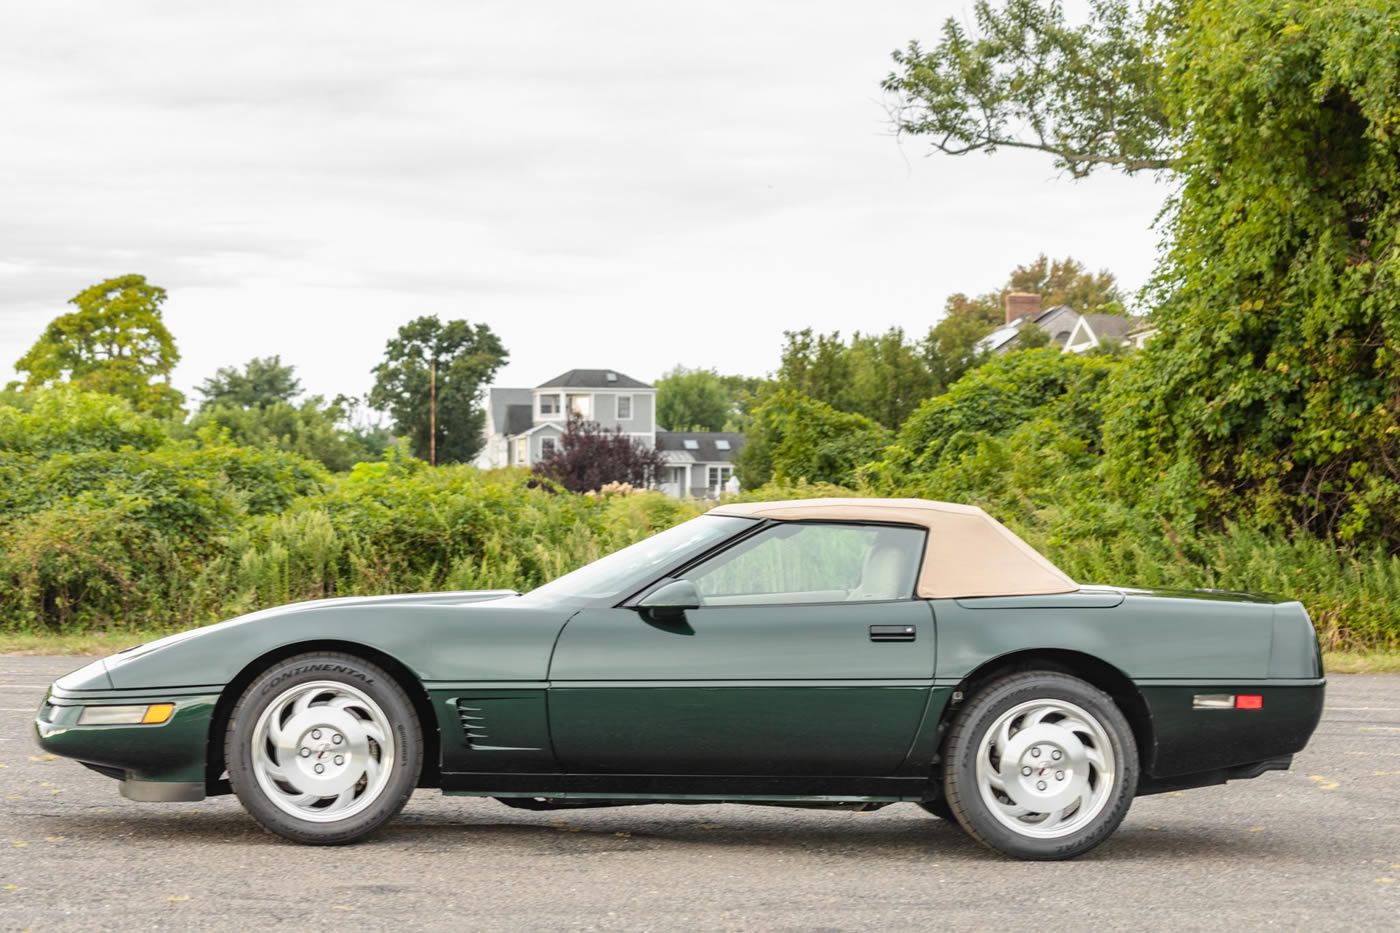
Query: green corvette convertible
34,498,1325,860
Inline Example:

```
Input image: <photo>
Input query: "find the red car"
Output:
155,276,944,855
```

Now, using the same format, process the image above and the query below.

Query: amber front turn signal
142,703,175,724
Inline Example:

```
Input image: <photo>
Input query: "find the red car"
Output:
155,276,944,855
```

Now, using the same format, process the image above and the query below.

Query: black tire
226,652,423,844
942,671,1138,860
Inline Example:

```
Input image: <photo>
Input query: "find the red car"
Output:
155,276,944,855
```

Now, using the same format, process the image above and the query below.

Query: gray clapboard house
476,368,744,498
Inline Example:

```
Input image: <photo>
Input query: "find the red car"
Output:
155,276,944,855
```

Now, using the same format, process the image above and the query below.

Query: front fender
103,593,569,690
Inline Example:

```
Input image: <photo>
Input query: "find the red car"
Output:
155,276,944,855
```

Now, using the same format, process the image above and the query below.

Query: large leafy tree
944,254,1126,325
656,367,730,431
887,0,1400,546
883,0,1176,178
368,316,507,465
776,327,935,430
188,396,381,472
533,414,668,493
197,356,302,410
1106,0,1400,544
735,389,890,490
15,274,184,417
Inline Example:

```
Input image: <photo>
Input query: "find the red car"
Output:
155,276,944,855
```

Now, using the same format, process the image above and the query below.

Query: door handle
869,625,916,642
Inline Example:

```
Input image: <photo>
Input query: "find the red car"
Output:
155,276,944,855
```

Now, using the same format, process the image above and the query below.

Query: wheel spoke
322,787,358,813
360,721,387,747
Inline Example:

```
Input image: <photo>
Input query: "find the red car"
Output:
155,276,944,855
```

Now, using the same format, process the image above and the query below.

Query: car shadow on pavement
28,803,1294,863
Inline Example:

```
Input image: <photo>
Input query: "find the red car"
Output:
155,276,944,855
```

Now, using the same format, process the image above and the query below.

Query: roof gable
537,369,652,389
656,431,745,462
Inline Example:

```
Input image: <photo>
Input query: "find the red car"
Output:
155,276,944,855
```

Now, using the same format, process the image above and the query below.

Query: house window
617,394,633,420
708,465,732,492
683,439,699,450
541,437,556,456
514,438,528,464
539,394,561,416
568,394,592,418
715,439,730,450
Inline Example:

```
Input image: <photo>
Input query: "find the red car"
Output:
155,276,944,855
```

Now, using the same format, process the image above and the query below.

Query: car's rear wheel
942,671,1137,860
226,652,422,844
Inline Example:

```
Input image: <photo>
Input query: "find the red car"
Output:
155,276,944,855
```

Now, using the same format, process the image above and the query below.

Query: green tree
368,316,507,465
15,274,184,417
777,329,854,408
656,367,730,431
187,396,381,472
923,311,994,390
872,348,1118,483
887,0,1400,547
736,389,890,489
883,0,1175,178
197,356,303,410
845,329,937,428
775,327,934,429
943,254,1125,325
1104,0,1400,544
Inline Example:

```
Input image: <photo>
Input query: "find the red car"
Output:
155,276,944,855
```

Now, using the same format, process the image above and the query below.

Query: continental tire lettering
261,663,376,693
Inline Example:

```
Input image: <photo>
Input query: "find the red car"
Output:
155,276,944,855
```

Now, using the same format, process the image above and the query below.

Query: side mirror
637,579,701,621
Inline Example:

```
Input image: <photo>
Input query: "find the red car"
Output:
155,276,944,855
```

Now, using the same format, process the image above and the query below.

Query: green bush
737,389,890,489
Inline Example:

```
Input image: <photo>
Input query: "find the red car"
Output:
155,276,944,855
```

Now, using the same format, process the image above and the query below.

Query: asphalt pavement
1,656,1397,932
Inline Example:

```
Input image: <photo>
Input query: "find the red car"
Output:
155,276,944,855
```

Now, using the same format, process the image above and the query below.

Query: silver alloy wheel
973,698,1117,839
250,680,396,823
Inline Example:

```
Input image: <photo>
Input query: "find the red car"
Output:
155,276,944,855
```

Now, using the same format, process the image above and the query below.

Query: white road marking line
0,708,36,711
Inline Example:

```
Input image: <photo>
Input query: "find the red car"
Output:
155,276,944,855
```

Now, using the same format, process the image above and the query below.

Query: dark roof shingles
537,369,651,389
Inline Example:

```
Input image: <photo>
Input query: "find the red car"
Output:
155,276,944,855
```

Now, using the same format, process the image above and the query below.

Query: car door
547,521,936,778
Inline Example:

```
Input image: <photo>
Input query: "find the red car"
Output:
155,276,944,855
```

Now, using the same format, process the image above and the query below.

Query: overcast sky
1,0,1168,409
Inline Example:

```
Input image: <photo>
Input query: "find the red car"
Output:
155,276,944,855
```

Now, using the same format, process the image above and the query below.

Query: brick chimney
1004,292,1041,324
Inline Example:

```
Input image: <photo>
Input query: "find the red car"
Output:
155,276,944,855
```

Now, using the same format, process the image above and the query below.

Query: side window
681,523,924,606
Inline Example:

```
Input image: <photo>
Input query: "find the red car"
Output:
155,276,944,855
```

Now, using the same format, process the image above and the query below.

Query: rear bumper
1137,755,1293,796
1138,678,1325,779
33,685,219,797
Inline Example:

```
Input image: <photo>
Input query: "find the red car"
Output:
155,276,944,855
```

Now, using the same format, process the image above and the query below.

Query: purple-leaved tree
532,414,667,493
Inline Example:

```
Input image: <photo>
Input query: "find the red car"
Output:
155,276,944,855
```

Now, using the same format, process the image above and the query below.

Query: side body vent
457,703,488,748
444,693,553,772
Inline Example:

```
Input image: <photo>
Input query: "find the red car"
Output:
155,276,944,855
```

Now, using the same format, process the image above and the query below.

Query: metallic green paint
102,592,562,689
36,691,217,786
936,593,1284,681
547,603,935,775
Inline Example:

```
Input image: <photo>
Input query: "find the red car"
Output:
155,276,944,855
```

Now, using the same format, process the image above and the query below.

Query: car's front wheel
942,671,1138,860
226,652,422,844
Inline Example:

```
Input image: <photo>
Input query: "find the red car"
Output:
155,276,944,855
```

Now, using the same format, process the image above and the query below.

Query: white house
476,368,745,498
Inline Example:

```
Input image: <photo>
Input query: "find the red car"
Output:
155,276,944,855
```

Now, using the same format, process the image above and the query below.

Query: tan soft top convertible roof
708,498,1078,600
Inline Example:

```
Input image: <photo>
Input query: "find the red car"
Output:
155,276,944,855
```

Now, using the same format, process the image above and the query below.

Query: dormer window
539,394,561,417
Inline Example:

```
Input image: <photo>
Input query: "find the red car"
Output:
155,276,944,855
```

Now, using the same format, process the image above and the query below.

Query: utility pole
429,356,437,467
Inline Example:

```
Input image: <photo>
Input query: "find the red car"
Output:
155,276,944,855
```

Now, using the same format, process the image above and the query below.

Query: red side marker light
1235,694,1263,710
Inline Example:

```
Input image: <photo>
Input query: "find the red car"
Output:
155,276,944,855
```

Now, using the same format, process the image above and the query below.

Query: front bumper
34,684,220,802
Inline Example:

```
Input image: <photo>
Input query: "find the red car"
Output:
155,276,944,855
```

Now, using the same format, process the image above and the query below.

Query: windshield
526,514,754,602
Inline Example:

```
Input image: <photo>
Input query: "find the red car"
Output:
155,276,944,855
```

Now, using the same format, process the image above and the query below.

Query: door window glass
683,523,925,606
